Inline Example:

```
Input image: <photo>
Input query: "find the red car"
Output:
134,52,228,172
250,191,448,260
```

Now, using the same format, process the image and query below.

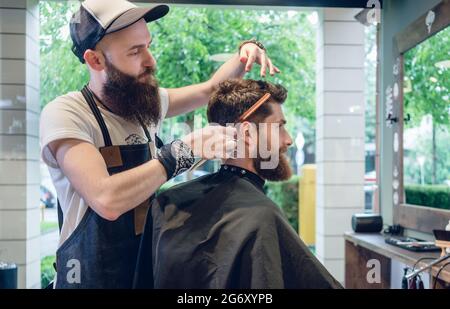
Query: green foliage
404,126,450,185
40,255,56,288
365,25,377,145
405,184,450,210
264,175,300,232
40,1,89,109
403,26,449,185
40,3,317,143
404,26,449,128
150,8,317,138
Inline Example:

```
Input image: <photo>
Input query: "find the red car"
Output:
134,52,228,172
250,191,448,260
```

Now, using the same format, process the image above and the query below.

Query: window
392,0,450,233
403,26,450,211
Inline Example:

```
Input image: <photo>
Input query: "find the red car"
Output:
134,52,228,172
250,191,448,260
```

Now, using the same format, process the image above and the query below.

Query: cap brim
106,4,169,34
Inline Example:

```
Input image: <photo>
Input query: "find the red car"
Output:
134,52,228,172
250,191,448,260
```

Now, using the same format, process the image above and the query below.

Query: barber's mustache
266,147,288,156
280,148,288,154
138,67,156,80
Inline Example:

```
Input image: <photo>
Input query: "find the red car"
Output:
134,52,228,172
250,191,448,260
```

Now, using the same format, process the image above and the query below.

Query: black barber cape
134,165,342,289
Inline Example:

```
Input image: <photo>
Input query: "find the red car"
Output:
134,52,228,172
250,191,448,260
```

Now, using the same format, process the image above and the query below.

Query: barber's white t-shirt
39,88,169,247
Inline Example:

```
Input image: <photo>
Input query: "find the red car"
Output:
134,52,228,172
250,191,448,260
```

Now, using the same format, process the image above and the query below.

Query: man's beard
253,148,293,181
102,58,161,126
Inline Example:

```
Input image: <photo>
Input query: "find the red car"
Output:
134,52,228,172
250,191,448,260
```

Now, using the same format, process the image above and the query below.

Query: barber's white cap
70,0,169,63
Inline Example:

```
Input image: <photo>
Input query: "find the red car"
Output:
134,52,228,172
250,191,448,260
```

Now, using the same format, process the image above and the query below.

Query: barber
40,0,278,288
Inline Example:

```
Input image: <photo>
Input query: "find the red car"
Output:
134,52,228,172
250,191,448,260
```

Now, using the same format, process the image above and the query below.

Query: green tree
404,26,450,184
40,1,89,108
40,3,317,135
365,24,377,146
404,127,450,185
148,7,317,141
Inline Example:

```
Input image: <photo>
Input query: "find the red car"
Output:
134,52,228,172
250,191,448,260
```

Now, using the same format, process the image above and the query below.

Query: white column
0,0,41,288
315,8,365,284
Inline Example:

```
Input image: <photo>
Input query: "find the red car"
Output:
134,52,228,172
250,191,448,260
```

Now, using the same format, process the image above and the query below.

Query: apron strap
135,116,163,150
138,119,164,148
57,199,63,233
155,135,164,149
81,85,113,147
136,115,152,143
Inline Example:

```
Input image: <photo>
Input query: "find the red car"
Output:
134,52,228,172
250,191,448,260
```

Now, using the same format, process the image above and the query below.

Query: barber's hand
239,42,281,77
181,125,237,160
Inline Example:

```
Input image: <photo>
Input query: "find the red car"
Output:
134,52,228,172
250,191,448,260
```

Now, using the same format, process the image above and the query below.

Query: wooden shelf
344,232,450,287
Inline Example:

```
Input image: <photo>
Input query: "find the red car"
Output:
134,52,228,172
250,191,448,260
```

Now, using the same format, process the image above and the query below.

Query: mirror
402,25,450,211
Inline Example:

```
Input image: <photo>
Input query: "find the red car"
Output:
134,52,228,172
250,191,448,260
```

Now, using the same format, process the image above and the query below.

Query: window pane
403,26,450,210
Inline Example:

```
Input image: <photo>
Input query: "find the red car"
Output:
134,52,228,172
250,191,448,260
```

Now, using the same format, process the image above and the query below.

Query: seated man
134,79,342,289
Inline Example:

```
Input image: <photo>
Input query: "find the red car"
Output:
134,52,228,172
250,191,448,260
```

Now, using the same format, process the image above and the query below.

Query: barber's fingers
181,125,238,159
239,43,281,76
266,57,281,74
267,58,275,76
202,134,237,160
260,51,268,77
244,49,258,72
272,59,281,73
213,134,237,159
239,48,248,64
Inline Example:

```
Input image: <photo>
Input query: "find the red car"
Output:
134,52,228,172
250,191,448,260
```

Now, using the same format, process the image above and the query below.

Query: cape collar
219,164,265,192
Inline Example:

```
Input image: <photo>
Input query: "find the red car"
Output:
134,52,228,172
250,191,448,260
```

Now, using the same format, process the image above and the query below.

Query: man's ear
239,122,249,145
241,121,258,158
83,49,105,71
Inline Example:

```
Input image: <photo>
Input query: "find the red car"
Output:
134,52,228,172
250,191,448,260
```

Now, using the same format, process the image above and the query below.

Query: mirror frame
392,0,450,234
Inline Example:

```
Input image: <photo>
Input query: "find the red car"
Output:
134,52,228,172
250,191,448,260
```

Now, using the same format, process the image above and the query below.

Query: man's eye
129,51,139,56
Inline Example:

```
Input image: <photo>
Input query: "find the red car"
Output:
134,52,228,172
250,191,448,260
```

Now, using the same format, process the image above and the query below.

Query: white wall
315,8,365,284
0,0,41,288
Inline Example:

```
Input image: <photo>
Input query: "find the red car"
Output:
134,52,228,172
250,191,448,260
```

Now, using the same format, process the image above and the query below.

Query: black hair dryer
351,213,383,233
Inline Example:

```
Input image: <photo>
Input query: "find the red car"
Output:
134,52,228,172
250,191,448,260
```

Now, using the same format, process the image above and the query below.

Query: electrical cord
433,261,450,289
403,257,436,289
413,257,437,271
406,254,450,288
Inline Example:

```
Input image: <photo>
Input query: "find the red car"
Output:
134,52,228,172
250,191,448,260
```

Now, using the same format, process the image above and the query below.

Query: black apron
54,86,162,288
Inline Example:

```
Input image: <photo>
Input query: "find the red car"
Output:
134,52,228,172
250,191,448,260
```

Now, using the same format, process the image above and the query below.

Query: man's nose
143,50,156,69
285,132,293,148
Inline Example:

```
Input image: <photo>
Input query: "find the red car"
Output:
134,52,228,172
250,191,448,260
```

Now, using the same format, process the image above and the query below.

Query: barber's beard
253,148,293,181
102,58,161,127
